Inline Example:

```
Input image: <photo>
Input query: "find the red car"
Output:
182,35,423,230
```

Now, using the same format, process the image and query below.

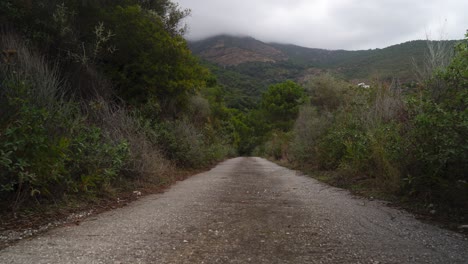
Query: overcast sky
175,0,468,50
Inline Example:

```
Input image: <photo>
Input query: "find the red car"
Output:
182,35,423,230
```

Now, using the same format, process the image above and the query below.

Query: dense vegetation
190,36,458,110
254,34,468,217
0,1,465,221
202,60,305,109
272,40,458,80
0,0,236,211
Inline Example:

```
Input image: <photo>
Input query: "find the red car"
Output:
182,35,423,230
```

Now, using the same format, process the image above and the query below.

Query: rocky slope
189,35,287,66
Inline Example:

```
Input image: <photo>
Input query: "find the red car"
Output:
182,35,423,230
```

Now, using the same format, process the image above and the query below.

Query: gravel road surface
0,157,467,263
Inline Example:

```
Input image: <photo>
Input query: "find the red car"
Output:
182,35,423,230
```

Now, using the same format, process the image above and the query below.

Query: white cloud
176,0,468,50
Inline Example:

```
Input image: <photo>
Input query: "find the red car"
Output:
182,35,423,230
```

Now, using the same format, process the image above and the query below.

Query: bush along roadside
258,34,468,226
0,0,237,220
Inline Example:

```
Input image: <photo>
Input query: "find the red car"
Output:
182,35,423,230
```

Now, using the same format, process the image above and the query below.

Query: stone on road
0,158,467,263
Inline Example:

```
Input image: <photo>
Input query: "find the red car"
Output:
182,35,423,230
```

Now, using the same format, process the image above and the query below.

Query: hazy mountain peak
189,35,287,66
189,34,457,82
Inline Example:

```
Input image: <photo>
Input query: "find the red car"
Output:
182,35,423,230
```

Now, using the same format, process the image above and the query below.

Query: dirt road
0,157,467,263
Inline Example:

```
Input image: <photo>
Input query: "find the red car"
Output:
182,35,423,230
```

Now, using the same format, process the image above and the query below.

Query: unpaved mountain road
1,158,467,264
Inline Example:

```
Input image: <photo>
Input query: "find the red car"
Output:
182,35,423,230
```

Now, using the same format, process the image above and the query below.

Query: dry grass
304,73,350,112
85,98,174,182
290,105,332,163
365,83,406,127
0,33,66,110
413,39,454,83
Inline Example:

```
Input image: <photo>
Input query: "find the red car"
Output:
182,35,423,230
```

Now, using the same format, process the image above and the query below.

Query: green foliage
221,80,306,156
262,131,292,160
400,33,467,205
199,59,307,110
0,0,233,212
261,80,306,131
191,36,459,96
305,74,350,112
67,126,129,192
154,119,231,167
4,0,464,217
317,115,364,170
230,110,270,155
289,106,331,163
0,99,67,201
0,1,204,115
135,0,191,36
438,31,468,100
276,34,467,212
101,5,208,110
405,92,467,204
0,82,130,207
201,62,265,110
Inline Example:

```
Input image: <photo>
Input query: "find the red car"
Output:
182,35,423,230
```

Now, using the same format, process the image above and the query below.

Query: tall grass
84,98,173,182
0,33,67,114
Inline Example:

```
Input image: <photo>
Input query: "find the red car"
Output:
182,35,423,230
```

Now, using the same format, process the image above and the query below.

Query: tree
305,73,349,112
441,31,468,97
261,80,306,131
136,0,190,36
101,5,208,114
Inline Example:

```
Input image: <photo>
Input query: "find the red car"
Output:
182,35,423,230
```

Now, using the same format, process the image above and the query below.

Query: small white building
357,82,370,89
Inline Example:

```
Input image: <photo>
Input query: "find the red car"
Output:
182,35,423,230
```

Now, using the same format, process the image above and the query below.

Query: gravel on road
0,157,467,263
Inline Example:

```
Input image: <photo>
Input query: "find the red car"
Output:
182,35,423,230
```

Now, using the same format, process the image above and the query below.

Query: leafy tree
439,31,468,107
229,110,269,155
261,80,306,131
136,0,191,36
98,5,208,114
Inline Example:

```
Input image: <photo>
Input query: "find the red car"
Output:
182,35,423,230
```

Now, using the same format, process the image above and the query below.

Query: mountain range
188,35,457,109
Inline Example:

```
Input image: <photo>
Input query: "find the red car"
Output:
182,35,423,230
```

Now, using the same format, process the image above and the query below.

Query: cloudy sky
175,0,468,50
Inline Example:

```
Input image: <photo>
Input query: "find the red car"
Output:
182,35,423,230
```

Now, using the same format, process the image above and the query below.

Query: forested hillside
190,35,457,109
0,0,237,213
270,40,457,79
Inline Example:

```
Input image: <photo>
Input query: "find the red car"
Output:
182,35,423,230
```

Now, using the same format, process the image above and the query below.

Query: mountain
189,35,457,109
189,35,287,66
271,40,455,80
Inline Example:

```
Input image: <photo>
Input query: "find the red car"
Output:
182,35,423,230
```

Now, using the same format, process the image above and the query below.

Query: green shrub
304,73,350,112
0,34,130,208
289,105,331,164
0,36,71,207
0,89,130,207
263,131,291,160
80,98,172,181
0,0,234,214
405,95,468,205
155,119,229,168
0,100,68,205
67,126,129,193
366,122,404,192
101,5,208,110
402,34,467,207
261,80,306,131
316,113,361,170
